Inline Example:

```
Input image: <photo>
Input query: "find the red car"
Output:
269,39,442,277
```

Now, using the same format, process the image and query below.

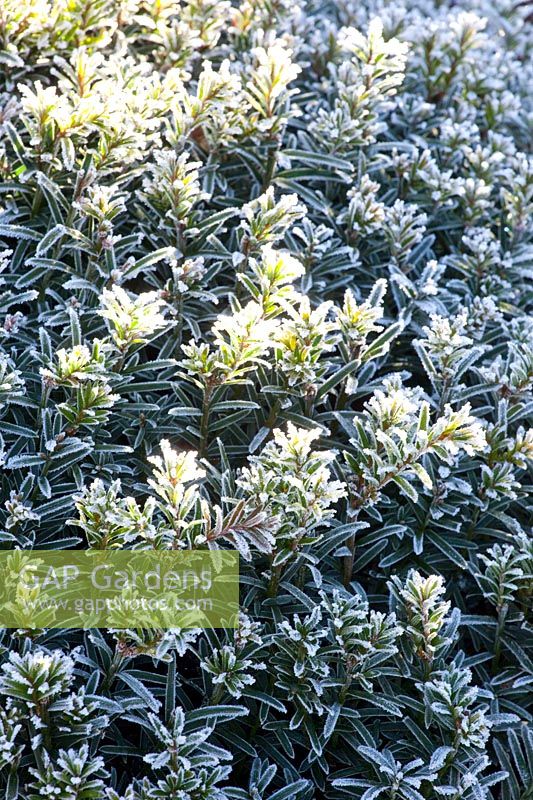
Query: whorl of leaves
0,0,532,797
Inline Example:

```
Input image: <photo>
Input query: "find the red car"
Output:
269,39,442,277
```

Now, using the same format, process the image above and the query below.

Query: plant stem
343,531,356,588
492,603,508,674
261,140,279,192
199,384,213,458
268,563,282,597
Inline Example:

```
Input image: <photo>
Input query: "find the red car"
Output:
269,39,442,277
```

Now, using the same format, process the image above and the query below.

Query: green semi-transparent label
0,551,239,629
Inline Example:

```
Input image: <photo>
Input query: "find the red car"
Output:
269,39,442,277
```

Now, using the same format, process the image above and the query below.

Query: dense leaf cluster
0,0,531,797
